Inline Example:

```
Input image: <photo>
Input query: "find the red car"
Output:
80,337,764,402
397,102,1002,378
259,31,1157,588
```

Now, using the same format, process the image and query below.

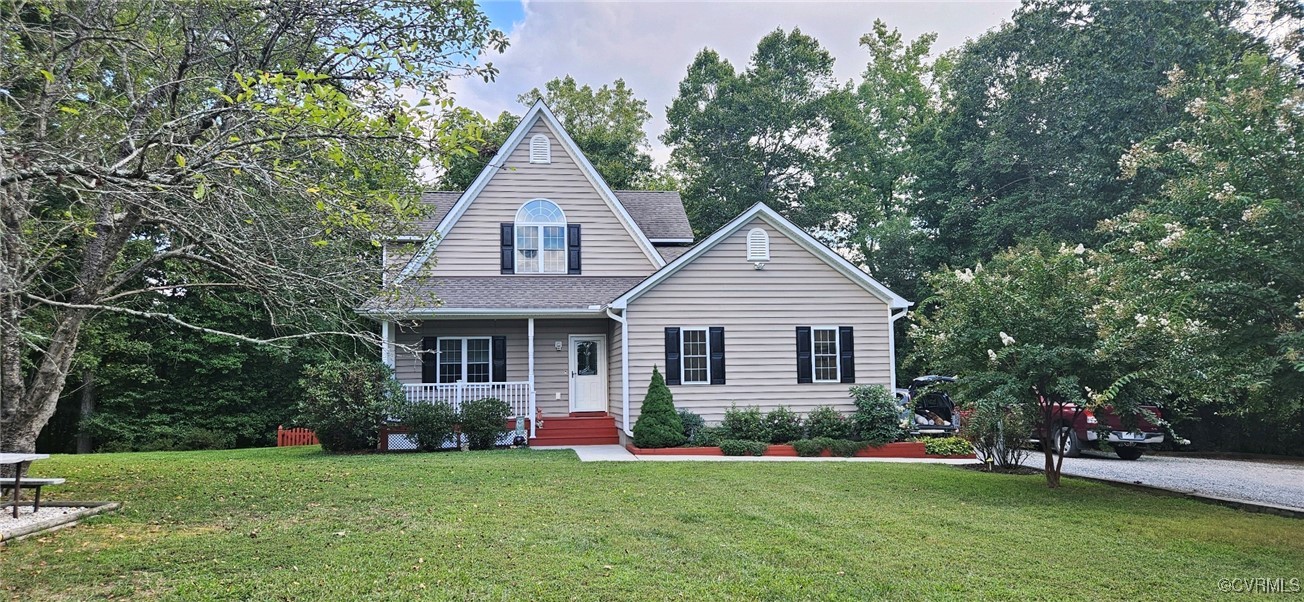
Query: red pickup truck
1047,403,1166,460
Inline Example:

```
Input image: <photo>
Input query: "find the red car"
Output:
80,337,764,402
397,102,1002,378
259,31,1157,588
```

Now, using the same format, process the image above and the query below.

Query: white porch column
528,317,536,437
380,321,396,368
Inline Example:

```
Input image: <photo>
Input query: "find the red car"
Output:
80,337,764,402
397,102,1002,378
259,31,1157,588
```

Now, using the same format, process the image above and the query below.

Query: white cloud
450,1,1017,164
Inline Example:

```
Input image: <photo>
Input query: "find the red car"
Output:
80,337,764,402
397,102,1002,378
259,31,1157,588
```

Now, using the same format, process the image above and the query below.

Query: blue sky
455,1,1018,164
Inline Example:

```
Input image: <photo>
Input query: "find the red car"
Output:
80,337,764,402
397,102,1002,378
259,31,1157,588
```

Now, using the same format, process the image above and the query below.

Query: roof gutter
605,307,632,436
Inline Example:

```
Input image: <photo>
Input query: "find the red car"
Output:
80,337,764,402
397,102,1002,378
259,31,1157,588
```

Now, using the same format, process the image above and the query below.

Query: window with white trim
437,337,492,383
515,199,567,274
747,228,770,261
812,328,839,382
681,328,709,384
529,134,551,163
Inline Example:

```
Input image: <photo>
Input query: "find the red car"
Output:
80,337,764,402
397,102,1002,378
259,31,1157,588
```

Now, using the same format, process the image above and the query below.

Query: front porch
380,316,626,445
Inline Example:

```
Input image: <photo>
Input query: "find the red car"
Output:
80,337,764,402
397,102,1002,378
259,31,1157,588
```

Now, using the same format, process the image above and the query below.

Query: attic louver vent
529,134,551,164
747,228,770,262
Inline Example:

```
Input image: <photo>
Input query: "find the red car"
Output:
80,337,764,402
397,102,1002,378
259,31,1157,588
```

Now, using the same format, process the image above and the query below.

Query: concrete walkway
532,444,975,464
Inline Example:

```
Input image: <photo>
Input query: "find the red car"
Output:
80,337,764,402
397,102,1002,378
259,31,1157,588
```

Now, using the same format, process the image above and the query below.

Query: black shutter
664,327,681,385
567,224,582,274
421,337,438,383
838,326,856,383
795,327,813,384
491,336,507,382
709,326,725,385
500,223,514,274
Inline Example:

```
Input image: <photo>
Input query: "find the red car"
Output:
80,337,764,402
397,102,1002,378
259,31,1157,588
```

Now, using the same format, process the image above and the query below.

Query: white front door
569,335,607,413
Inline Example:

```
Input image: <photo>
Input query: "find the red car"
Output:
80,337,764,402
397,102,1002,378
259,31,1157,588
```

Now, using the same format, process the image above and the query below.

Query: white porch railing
403,382,534,424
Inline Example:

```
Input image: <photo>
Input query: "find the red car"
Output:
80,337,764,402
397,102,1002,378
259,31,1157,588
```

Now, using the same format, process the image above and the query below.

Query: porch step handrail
403,382,532,419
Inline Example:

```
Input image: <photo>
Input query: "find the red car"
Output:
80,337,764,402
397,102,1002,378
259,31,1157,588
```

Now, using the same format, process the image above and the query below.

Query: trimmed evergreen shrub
792,439,823,457
850,385,905,446
805,406,853,440
689,426,724,447
398,400,459,451
298,360,402,453
828,439,867,457
460,397,510,450
925,436,974,456
679,410,706,441
632,367,687,448
720,405,770,442
765,406,804,443
719,439,767,456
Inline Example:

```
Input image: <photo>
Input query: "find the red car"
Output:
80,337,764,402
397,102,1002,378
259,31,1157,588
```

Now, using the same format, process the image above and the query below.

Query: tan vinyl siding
394,317,610,417
428,119,658,277
382,241,421,285
624,217,893,424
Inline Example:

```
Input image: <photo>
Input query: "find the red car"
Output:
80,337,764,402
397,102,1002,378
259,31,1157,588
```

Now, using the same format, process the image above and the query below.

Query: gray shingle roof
406,190,692,241
363,276,647,312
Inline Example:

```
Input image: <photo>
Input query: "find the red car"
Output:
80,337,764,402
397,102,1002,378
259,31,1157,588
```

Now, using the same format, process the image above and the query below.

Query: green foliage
519,76,655,189
437,111,520,189
828,439,867,458
678,410,706,441
460,398,511,451
397,401,459,452
663,28,838,238
850,385,904,446
718,439,768,456
763,406,804,443
924,436,974,457
688,426,724,448
719,405,771,443
804,406,853,440
792,439,824,457
297,360,402,453
632,367,687,448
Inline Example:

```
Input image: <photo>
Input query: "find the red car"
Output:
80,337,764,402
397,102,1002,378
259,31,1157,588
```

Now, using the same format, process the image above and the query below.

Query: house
358,100,911,447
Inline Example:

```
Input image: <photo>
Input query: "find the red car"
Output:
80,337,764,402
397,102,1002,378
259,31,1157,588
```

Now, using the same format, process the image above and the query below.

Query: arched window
515,199,567,273
747,228,770,261
529,134,551,164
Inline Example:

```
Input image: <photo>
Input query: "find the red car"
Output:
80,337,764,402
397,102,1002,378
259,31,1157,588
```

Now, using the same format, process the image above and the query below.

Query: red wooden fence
276,425,319,447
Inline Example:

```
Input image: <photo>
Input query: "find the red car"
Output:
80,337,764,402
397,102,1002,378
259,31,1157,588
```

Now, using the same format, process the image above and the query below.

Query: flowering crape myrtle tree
910,242,1167,488
0,1,508,452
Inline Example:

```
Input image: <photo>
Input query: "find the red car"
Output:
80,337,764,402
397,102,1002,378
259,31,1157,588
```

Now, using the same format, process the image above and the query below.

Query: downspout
888,307,910,393
605,307,631,436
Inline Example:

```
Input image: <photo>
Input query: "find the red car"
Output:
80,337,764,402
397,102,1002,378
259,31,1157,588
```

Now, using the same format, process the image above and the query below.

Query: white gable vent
747,228,770,262
529,134,551,164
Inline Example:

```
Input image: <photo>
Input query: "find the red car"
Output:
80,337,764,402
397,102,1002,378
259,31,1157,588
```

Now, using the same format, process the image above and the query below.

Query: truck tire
1057,427,1082,458
1114,446,1143,460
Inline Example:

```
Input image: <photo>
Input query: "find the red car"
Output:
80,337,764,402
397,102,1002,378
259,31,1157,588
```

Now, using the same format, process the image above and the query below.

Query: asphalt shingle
405,190,692,241
364,276,647,311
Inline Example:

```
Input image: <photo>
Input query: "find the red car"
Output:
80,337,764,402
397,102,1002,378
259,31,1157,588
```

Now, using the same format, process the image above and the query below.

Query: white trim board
394,100,665,284
611,203,911,310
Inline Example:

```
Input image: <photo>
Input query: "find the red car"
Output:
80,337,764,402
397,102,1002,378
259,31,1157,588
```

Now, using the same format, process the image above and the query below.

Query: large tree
911,0,1268,267
0,1,506,452
437,110,520,190
663,28,837,238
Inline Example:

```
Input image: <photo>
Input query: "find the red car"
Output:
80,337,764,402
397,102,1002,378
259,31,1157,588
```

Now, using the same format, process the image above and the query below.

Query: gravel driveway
1024,452,1304,511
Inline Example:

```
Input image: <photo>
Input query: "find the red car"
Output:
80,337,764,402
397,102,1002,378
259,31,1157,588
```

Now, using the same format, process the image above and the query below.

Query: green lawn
3,447,1301,600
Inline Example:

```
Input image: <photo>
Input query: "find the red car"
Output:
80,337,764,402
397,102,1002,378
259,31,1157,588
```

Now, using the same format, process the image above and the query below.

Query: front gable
397,102,663,281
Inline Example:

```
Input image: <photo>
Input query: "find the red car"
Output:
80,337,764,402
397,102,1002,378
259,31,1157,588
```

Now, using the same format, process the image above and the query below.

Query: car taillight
1085,410,1097,425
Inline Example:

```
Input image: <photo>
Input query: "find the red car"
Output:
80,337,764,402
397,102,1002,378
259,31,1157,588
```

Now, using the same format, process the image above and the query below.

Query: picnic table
1,453,50,519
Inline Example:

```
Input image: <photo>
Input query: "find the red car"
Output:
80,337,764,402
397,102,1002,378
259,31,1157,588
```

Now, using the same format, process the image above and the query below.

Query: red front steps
529,413,619,446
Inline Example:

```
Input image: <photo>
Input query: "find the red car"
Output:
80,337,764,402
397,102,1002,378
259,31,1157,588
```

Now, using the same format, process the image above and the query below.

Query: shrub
764,406,804,443
850,385,905,446
719,439,767,456
828,439,867,457
962,400,1034,468
792,439,823,457
720,405,770,442
925,436,974,456
632,367,688,448
688,426,724,447
398,401,459,451
805,406,853,440
679,410,706,441
460,397,511,450
298,360,401,452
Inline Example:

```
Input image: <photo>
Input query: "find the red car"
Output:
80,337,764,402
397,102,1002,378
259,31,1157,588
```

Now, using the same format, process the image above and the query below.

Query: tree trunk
77,369,95,454
1043,442,1060,488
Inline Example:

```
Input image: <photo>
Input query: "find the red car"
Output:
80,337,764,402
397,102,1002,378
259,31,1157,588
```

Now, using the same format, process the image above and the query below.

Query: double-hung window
812,328,839,382
681,328,709,384
663,327,725,386
796,326,855,384
515,199,567,274
437,337,492,383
